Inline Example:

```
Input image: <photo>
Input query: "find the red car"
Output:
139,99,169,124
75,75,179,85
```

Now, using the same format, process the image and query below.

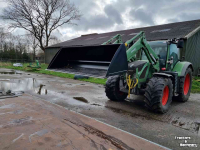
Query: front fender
172,61,193,77
153,73,173,78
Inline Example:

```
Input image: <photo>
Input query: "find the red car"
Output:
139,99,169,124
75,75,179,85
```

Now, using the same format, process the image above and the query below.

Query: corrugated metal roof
47,19,200,48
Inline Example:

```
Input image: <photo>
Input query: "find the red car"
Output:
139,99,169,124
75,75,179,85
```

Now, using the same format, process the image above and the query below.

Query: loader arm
102,34,122,45
106,31,160,77
125,31,160,72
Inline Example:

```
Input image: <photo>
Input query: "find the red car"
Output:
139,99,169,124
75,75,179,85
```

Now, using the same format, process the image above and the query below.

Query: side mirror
177,40,184,48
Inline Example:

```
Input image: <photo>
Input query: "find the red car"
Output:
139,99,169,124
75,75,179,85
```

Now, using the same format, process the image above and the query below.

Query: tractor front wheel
176,67,192,102
105,75,128,101
144,77,173,113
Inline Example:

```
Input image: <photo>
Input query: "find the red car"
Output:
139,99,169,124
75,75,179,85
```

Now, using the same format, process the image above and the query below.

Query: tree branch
2,0,81,51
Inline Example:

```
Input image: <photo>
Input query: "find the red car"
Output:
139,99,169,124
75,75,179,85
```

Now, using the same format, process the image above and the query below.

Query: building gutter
45,46,61,49
185,26,200,39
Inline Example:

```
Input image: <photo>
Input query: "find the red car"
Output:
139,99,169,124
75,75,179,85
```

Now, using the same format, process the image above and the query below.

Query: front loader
48,34,123,71
106,31,193,113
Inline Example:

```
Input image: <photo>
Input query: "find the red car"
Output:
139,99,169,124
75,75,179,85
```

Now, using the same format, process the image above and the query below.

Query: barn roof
47,19,200,48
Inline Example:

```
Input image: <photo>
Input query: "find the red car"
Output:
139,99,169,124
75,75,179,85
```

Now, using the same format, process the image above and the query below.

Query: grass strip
0,62,107,85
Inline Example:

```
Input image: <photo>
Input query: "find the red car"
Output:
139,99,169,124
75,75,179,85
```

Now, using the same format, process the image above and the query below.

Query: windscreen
141,41,168,68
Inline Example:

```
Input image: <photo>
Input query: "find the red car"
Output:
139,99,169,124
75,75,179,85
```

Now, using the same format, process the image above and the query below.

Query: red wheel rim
184,74,190,95
162,86,169,106
119,91,124,96
117,88,124,96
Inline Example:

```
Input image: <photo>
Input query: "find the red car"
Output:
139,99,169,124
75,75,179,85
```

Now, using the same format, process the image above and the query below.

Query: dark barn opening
48,44,121,77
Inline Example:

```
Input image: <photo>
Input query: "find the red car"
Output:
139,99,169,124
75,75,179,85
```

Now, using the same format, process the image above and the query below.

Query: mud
91,103,102,106
73,97,89,103
171,117,200,134
64,118,135,150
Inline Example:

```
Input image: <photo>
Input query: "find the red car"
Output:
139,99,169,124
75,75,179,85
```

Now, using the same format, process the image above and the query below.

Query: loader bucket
48,44,121,71
106,44,128,77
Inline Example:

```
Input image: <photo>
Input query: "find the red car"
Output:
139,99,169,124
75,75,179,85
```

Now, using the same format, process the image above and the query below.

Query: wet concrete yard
0,69,200,149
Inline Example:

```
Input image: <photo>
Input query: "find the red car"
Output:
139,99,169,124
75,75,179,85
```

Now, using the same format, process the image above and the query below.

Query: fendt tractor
105,31,193,113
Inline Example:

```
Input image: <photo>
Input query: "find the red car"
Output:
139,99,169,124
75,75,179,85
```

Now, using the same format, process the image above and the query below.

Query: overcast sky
0,0,200,41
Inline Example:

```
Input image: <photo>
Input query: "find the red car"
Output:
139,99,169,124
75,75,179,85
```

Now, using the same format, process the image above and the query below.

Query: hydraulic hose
126,75,138,98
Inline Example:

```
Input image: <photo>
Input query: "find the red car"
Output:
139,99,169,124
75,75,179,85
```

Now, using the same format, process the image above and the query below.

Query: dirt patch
171,117,200,134
73,97,89,103
64,118,134,150
44,137,52,142
106,106,152,120
91,103,102,106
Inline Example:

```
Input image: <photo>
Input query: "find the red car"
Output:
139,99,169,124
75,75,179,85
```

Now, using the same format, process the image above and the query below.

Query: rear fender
172,62,193,77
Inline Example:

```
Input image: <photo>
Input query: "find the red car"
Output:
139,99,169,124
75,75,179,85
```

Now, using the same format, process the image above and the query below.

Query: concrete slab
0,94,168,150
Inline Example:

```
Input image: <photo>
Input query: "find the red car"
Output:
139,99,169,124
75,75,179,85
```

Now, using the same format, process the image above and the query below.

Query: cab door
169,44,180,69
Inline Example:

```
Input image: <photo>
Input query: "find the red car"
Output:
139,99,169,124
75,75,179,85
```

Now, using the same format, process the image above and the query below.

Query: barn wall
45,47,60,64
185,30,200,75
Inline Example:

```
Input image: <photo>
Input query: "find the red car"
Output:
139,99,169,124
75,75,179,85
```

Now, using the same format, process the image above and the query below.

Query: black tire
105,75,128,101
176,68,192,102
144,77,173,113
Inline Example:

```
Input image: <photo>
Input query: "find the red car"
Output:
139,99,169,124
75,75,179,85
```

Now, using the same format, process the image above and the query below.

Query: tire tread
144,77,173,113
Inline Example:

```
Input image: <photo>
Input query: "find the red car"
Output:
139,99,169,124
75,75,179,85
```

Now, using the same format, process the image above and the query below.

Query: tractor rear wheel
144,77,173,113
105,75,128,101
176,67,192,102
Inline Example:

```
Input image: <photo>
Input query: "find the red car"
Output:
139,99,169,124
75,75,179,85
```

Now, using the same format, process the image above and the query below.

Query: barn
45,19,200,76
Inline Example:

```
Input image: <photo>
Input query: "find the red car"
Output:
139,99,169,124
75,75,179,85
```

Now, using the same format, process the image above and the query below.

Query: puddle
73,97,89,103
0,78,90,106
0,70,22,75
37,85,48,95
0,78,47,95
0,79,10,81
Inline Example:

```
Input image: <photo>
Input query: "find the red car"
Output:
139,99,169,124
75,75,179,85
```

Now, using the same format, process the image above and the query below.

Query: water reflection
0,78,47,95
0,70,22,75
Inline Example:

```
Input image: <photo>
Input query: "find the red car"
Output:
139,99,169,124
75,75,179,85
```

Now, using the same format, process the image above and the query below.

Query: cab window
141,41,168,68
169,44,180,66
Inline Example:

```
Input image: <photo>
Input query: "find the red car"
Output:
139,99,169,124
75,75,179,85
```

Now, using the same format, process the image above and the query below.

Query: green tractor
105,31,193,113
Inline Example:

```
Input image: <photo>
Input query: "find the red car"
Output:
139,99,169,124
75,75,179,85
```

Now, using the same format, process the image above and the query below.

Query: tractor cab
141,41,181,71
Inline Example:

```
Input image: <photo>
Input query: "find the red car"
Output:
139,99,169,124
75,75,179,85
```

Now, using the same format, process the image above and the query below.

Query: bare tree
26,33,39,61
49,35,61,46
0,27,10,50
2,0,81,51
